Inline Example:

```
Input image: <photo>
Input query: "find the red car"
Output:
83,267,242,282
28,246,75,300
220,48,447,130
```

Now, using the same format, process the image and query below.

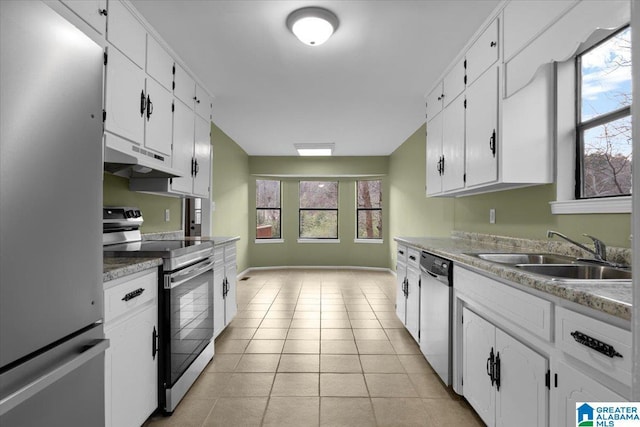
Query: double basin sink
465,252,631,282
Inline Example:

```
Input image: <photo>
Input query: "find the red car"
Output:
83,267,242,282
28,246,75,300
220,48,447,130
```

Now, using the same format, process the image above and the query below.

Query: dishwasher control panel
420,251,452,282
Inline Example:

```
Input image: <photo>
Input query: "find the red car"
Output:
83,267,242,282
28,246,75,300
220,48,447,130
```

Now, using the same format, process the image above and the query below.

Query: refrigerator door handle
0,339,109,416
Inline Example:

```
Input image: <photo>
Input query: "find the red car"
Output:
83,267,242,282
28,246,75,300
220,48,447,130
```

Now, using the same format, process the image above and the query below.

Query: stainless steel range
103,207,215,414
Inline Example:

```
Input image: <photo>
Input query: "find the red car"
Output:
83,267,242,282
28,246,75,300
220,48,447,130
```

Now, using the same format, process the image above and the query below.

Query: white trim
353,238,384,244
244,265,393,273
297,239,341,244
550,197,632,214
254,238,284,244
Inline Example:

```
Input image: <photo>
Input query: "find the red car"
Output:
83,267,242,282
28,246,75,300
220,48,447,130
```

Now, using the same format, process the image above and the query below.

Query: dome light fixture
286,7,339,46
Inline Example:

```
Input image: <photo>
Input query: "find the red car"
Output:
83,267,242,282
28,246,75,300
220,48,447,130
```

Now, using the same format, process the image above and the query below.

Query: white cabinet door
465,66,498,187
146,35,174,91
405,266,420,342
192,116,211,198
426,111,443,196
426,82,443,123
106,0,146,68
105,304,157,427
552,359,625,427
462,308,495,427
466,18,499,85
105,48,145,145
213,263,226,338
495,329,547,427
60,0,107,35
195,83,212,120
171,99,195,193
443,57,466,106
395,261,407,323
174,62,195,107
224,260,238,326
442,93,466,192
144,77,173,156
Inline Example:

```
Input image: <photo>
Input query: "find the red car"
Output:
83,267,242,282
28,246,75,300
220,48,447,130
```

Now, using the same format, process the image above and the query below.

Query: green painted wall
248,156,390,268
211,123,250,273
103,173,182,233
387,125,455,267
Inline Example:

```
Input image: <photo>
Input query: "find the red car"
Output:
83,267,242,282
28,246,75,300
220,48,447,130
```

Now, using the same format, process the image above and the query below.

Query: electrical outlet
165,209,170,222
489,208,496,224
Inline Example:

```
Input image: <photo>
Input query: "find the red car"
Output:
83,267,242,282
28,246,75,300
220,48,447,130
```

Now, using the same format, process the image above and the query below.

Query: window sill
297,239,341,244
254,238,284,244
353,239,384,244
550,196,631,214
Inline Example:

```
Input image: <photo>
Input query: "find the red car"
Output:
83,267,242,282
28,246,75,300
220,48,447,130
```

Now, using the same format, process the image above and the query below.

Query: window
256,179,281,239
299,181,338,239
356,180,382,239
576,26,631,199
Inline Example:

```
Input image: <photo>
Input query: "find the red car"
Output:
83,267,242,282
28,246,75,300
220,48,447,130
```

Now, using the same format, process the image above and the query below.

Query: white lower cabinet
551,359,625,427
104,269,158,427
462,308,547,427
395,246,420,343
213,241,238,338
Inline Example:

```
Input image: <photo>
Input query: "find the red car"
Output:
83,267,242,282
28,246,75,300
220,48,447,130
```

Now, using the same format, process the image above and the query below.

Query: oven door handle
166,259,215,289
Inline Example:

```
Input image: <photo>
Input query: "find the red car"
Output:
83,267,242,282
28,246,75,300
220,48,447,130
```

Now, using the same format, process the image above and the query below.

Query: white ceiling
130,0,500,156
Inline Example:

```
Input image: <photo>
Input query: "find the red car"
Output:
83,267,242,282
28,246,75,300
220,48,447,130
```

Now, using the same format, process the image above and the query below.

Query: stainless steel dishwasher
419,251,453,385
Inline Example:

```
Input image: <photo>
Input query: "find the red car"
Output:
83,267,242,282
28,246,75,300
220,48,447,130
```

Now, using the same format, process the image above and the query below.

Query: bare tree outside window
357,180,382,239
299,181,338,239
256,179,281,239
578,26,632,198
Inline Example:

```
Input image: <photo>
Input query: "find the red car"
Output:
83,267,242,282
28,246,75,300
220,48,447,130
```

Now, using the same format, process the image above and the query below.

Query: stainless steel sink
514,264,631,281
467,253,577,265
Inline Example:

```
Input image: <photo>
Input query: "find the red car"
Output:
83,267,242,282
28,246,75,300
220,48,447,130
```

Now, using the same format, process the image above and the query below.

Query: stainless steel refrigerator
0,1,107,425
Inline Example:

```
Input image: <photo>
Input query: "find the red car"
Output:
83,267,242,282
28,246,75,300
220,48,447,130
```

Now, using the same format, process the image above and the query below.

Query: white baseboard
242,265,394,275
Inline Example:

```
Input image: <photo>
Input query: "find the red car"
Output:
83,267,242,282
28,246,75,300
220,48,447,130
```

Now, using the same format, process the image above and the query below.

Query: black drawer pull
409,255,416,261
570,331,623,358
122,288,145,302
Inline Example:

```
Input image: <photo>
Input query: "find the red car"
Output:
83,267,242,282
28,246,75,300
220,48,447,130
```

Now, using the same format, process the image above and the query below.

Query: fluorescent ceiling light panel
295,143,334,156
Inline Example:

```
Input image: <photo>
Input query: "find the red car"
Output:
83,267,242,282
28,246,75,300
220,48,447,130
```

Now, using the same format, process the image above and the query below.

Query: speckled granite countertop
395,233,631,322
103,257,162,282
183,236,240,245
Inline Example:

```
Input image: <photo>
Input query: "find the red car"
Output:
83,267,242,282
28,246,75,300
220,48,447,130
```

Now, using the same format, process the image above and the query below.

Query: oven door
161,257,214,389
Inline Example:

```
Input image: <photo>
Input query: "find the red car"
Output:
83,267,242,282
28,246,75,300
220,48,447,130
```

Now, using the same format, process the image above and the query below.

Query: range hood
104,132,183,179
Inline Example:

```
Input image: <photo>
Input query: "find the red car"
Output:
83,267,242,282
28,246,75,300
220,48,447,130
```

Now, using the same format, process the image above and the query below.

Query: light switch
489,208,496,224
165,209,170,222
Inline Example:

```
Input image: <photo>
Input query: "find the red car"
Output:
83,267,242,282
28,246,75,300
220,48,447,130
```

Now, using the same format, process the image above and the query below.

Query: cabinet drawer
104,269,157,324
407,248,420,269
455,266,552,341
556,307,631,386
224,244,236,263
396,245,408,264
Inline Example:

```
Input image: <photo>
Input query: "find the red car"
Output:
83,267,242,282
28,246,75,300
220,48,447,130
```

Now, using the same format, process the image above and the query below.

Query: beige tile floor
145,269,484,427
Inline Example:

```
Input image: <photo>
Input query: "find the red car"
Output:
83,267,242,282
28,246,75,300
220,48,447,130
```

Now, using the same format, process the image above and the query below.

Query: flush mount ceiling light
295,143,335,156
286,7,339,46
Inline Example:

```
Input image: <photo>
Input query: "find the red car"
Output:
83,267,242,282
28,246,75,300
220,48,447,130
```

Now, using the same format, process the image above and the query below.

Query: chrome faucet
546,230,607,262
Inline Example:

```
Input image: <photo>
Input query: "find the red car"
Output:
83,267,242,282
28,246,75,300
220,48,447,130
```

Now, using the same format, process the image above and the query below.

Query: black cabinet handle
409,255,416,261
152,326,158,360
487,347,495,386
490,41,497,47
398,250,404,255
99,8,108,16
146,94,153,120
571,331,623,358
489,129,496,157
194,159,200,176
122,288,145,301
494,352,501,391
140,90,146,116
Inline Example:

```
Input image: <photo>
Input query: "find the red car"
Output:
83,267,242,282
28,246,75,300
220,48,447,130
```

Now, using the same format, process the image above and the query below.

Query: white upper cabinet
465,66,499,188
146,35,174,91
442,58,466,107
195,83,212,120
104,48,146,145
426,111,443,196
174,62,196,107
144,77,173,156
60,0,107,35
426,82,443,123
171,99,196,193
441,93,466,192
192,116,211,198
106,0,146,68
465,18,499,86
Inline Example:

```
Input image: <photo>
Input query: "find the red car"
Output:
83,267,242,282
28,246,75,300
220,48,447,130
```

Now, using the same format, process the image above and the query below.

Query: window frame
255,179,282,240
355,179,383,241
298,180,339,240
574,25,632,201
